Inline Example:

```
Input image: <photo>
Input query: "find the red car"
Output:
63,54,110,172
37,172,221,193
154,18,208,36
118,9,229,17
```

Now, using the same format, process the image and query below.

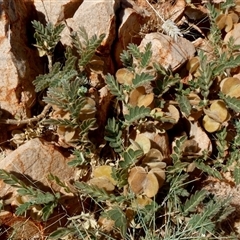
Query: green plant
0,170,60,221
1,1,240,239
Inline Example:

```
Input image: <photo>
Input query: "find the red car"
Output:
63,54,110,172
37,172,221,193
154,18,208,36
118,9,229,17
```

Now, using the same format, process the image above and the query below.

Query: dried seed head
162,19,183,41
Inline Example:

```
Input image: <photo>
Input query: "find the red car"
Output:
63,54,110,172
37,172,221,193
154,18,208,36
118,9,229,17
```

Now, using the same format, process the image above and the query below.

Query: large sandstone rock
0,0,43,119
0,138,74,197
139,32,196,71
32,0,82,24
61,0,120,51
114,5,150,67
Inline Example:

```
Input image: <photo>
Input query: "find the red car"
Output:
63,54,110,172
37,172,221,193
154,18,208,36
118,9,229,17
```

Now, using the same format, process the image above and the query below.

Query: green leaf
204,199,222,218
213,54,240,76
80,118,96,135
71,26,105,69
183,190,208,214
127,43,141,59
42,202,57,221
32,21,65,56
33,62,62,92
75,181,125,203
68,150,87,167
220,0,236,10
140,42,152,68
43,119,79,128
15,202,32,216
44,83,87,120
120,149,143,168
105,118,124,153
48,228,73,239
195,161,222,179
176,94,191,116
219,92,240,112
0,170,25,188
111,168,129,188
48,174,71,193
132,72,154,88
120,50,133,68
233,167,240,185
17,188,35,196
188,213,214,236
104,207,127,238
105,74,125,101
124,106,150,125
33,191,56,204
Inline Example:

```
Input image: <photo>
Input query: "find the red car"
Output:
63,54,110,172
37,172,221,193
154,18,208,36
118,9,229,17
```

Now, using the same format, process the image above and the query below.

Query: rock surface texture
0,138,74,197
0,0,43,119
138,32,195,71
61,0,120,50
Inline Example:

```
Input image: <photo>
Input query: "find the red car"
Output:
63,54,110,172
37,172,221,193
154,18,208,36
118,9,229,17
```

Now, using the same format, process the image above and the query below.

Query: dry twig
0,104,51,125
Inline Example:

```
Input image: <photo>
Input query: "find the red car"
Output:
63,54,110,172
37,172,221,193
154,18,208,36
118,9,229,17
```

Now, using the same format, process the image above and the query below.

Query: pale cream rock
114,6,150,67
0,0,43,118
60,0,120,50
32,0,80,24
138,32,196,71
0,138,74,197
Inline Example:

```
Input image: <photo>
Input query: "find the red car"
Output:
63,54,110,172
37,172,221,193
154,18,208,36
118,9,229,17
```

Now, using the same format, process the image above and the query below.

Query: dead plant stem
0,104,51,125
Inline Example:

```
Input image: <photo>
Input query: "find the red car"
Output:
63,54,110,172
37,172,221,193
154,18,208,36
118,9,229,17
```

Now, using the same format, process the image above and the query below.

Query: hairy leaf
195,161,222,179
33,62,61,92
71,26,105,69
48,173,71,193
31,191,56,205
140,42,152,68
15,202,32,216
0,170,26,188
105,118,124,153
233,167,240,185
176,95,191,116
80,118,96,135
127,43,141,59
75,181,125,203
124,106,151,125
42,202,57,221
105,74,125,101
48,228,73,239
32,21,65,56
68,150,87,167
132,72,154,88
103,207,127,238
17,188,35,196
183,190,208,214
214,54,240,76
120,149,143,169
219,92,240,112
43,119,79,128
120,50,133,68
188,213,214,236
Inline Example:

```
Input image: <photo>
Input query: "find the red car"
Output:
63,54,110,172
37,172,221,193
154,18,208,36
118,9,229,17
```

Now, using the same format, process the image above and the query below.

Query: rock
32,0,80,24
114,5,150,67
0,0,43,119
57,0,83,23
138,32,195,71
0,138,74,197
61,0,120,51
157,0,186,22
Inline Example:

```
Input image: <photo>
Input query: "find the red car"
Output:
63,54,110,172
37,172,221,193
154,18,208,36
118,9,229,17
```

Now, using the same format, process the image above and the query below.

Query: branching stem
0,104,51,125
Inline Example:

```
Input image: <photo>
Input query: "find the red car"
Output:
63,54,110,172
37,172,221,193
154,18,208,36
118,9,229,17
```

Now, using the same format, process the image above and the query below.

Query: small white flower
162,19,183,42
